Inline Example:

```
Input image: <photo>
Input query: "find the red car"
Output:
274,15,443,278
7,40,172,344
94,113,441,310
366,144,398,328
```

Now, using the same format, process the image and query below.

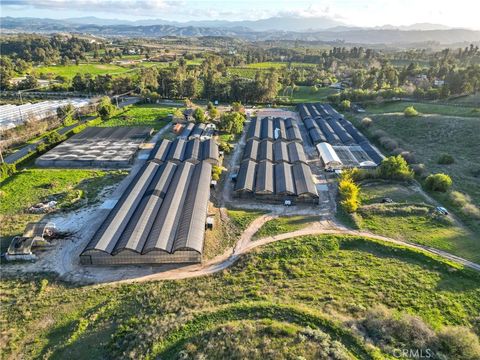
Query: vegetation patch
99,104,180,130
0,169,126,250
2,234,480,359
253,215,318,240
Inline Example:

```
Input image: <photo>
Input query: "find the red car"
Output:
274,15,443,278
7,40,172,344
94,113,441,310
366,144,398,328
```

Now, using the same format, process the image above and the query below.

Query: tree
377,155,413,180
193,108,206,123
220,112,245,134
425,173,452,192
404,106,419,117
231,101,243,112
97,96,115,121
211,165,223,181
57,104,76,126
17,75,38,90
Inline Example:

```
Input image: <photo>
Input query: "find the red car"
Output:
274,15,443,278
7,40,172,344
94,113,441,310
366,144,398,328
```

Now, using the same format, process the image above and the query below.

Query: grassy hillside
2,234,479,359
351,104,480,237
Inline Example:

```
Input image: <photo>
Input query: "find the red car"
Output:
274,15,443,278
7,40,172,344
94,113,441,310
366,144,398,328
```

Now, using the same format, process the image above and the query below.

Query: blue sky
1,0,480,29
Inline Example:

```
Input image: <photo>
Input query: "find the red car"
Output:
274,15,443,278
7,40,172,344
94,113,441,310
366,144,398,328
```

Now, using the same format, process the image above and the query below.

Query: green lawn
2,234,480,359
278,85,337,103
99,104,180,130
364,101,480,117
245,62,317,69
32,63,127,79
253,215,318,240
0,169,126,250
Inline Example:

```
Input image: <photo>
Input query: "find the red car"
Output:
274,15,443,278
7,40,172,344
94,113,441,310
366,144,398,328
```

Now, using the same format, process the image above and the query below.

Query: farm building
36,127,152,168
80,160,213,265
149,138,219,165
297,103,384,168
0,98,91,130
246,117,302,142
236,115,317,202
234,160,318,200
316,142,342,170
178,122,216,140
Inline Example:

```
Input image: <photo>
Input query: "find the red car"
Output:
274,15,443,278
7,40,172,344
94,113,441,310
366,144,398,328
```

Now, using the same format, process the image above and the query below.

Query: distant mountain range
1,16,479,45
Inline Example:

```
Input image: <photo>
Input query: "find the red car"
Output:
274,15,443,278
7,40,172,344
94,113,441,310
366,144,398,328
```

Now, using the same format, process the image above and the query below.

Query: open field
0,169,126,251
279,86,338,103
32,63,127,78
352,106,480,237
345,181,480,263
1,234,479,359
99,104,180,130
364,101,480,117
253,215,318,239
245,62,317,69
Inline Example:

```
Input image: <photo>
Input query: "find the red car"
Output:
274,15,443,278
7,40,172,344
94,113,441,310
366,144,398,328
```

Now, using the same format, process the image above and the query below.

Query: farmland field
99,104,181,130
364,101,480,117
2,234,479,359
0,169,126,251
279,85,338,103
245,61,317,69
32,63,128,78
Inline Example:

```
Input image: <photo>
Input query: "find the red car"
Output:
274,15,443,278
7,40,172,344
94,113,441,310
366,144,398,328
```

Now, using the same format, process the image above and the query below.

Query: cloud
1,0,177,14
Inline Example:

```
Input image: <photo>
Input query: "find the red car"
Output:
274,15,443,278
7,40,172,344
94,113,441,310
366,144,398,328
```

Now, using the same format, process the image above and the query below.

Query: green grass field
99,104,180,130
2,234,479,359
364,101,480,117
253,215,318,240
0,169,126,251
279,85,338,103
33,63,127,79
352,181,480,263
245,62,317,69
352,104,480,237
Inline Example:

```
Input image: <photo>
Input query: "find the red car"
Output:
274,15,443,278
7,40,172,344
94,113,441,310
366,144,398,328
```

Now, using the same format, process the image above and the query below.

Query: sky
1,0,480,29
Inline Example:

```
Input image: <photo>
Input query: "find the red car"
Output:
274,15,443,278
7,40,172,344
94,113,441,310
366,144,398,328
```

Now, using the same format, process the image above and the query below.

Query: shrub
377,155,413,180
193,108,206,123
378,136,398,151
360,117,373,128
338,176,360,213
371,129,388,140
340,99,351,110
0,162,16,182
404,106,419,117
438,154,454,165
400,151,417,164
425,173,453,192
411,163,426,176
437,326,480,360
211,165,223,181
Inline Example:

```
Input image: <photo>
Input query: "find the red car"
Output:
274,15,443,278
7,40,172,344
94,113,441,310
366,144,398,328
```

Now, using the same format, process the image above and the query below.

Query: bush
425,173,453,192
360,117,373,128
377,155,413,180
220,112,245,134
404,106,419,117
399,151,417,164
371,129,388,140
211,165,223,181
438,154,454,165
410,163,426,176
193,108,206,123
0,162,16,182
378,136,398,151
340,99,351,110
338,175,360,213
437,326,480,360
